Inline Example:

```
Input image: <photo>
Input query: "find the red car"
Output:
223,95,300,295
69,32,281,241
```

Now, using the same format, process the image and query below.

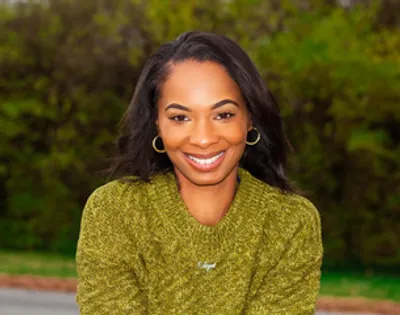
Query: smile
186,152,225,165
183,151,226,172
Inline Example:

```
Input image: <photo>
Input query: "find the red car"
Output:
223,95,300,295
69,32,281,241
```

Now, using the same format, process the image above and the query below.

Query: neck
174,167,239,226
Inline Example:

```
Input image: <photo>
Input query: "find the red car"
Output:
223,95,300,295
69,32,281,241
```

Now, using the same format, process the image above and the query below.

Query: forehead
158,60,243,107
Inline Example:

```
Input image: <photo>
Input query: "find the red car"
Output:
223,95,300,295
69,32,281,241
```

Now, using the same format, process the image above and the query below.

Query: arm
244,199,323,315
75,183,147,315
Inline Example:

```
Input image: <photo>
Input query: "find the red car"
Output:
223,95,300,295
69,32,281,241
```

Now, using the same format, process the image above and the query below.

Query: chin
187,174,224,186
178,165,237,187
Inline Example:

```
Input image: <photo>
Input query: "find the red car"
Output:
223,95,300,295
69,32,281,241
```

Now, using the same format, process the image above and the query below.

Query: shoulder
248,181,323,262
241,168,319,219
261,187,322,243
87,176,149,205
241,170,320,234
269,189,319,224
82,177,152,226
239,169,320,228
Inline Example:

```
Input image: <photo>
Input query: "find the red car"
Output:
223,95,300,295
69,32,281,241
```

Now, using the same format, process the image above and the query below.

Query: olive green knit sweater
76,168,323,315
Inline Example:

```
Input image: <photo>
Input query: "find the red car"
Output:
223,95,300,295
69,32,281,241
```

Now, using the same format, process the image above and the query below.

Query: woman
76,31,323,315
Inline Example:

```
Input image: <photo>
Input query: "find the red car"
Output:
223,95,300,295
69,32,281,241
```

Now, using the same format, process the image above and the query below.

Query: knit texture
76,168,323,315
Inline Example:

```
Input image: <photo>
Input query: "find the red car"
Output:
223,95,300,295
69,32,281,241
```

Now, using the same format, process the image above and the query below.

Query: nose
189,119,219,149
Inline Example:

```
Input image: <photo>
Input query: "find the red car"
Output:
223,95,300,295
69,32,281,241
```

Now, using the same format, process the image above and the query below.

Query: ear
247,115,253,131
155,119,161,136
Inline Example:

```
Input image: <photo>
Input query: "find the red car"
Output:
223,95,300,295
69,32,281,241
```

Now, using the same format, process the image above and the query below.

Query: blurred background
0,0,399,302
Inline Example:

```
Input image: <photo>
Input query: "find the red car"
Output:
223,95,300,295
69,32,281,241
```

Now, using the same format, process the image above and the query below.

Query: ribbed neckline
147,168,266,255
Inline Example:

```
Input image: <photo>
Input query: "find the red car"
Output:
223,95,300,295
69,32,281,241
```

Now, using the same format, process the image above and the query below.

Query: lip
184,151,225,159
183,151,226,172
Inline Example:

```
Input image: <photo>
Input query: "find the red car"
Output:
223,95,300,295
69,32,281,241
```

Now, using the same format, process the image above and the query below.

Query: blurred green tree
0,0,399,267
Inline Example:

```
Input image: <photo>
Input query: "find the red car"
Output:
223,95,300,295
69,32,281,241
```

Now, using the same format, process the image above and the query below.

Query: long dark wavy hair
107,31,296,192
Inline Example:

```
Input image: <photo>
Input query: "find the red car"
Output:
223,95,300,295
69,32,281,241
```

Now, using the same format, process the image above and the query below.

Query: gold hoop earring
246,127,261,146
152,136,166,153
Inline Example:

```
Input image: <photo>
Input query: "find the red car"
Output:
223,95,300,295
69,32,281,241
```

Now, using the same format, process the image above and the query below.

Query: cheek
158,121,186,150
221,124,248,145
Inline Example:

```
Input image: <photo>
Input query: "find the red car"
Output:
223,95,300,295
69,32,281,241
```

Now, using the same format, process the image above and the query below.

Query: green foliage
250,3,400,266
0,0,399,267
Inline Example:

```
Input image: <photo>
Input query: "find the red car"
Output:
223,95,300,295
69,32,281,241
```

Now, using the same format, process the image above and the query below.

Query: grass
320,270,400,302
0,249,76,278
1,249,399,302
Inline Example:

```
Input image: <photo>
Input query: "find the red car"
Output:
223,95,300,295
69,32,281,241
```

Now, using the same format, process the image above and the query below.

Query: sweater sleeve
75,183,147,315
244,198,323,315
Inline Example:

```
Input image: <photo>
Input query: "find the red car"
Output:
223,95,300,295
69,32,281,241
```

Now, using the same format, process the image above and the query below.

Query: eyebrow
165,99,239,112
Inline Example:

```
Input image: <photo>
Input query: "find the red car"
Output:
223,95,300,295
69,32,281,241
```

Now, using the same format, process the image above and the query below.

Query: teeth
187,152,224,165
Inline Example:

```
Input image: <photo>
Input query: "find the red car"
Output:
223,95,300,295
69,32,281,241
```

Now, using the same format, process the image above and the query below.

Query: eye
215,112,235,120
169,115,189,122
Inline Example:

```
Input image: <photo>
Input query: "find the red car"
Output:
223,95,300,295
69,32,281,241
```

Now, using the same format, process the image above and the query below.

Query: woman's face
157,60,252,186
